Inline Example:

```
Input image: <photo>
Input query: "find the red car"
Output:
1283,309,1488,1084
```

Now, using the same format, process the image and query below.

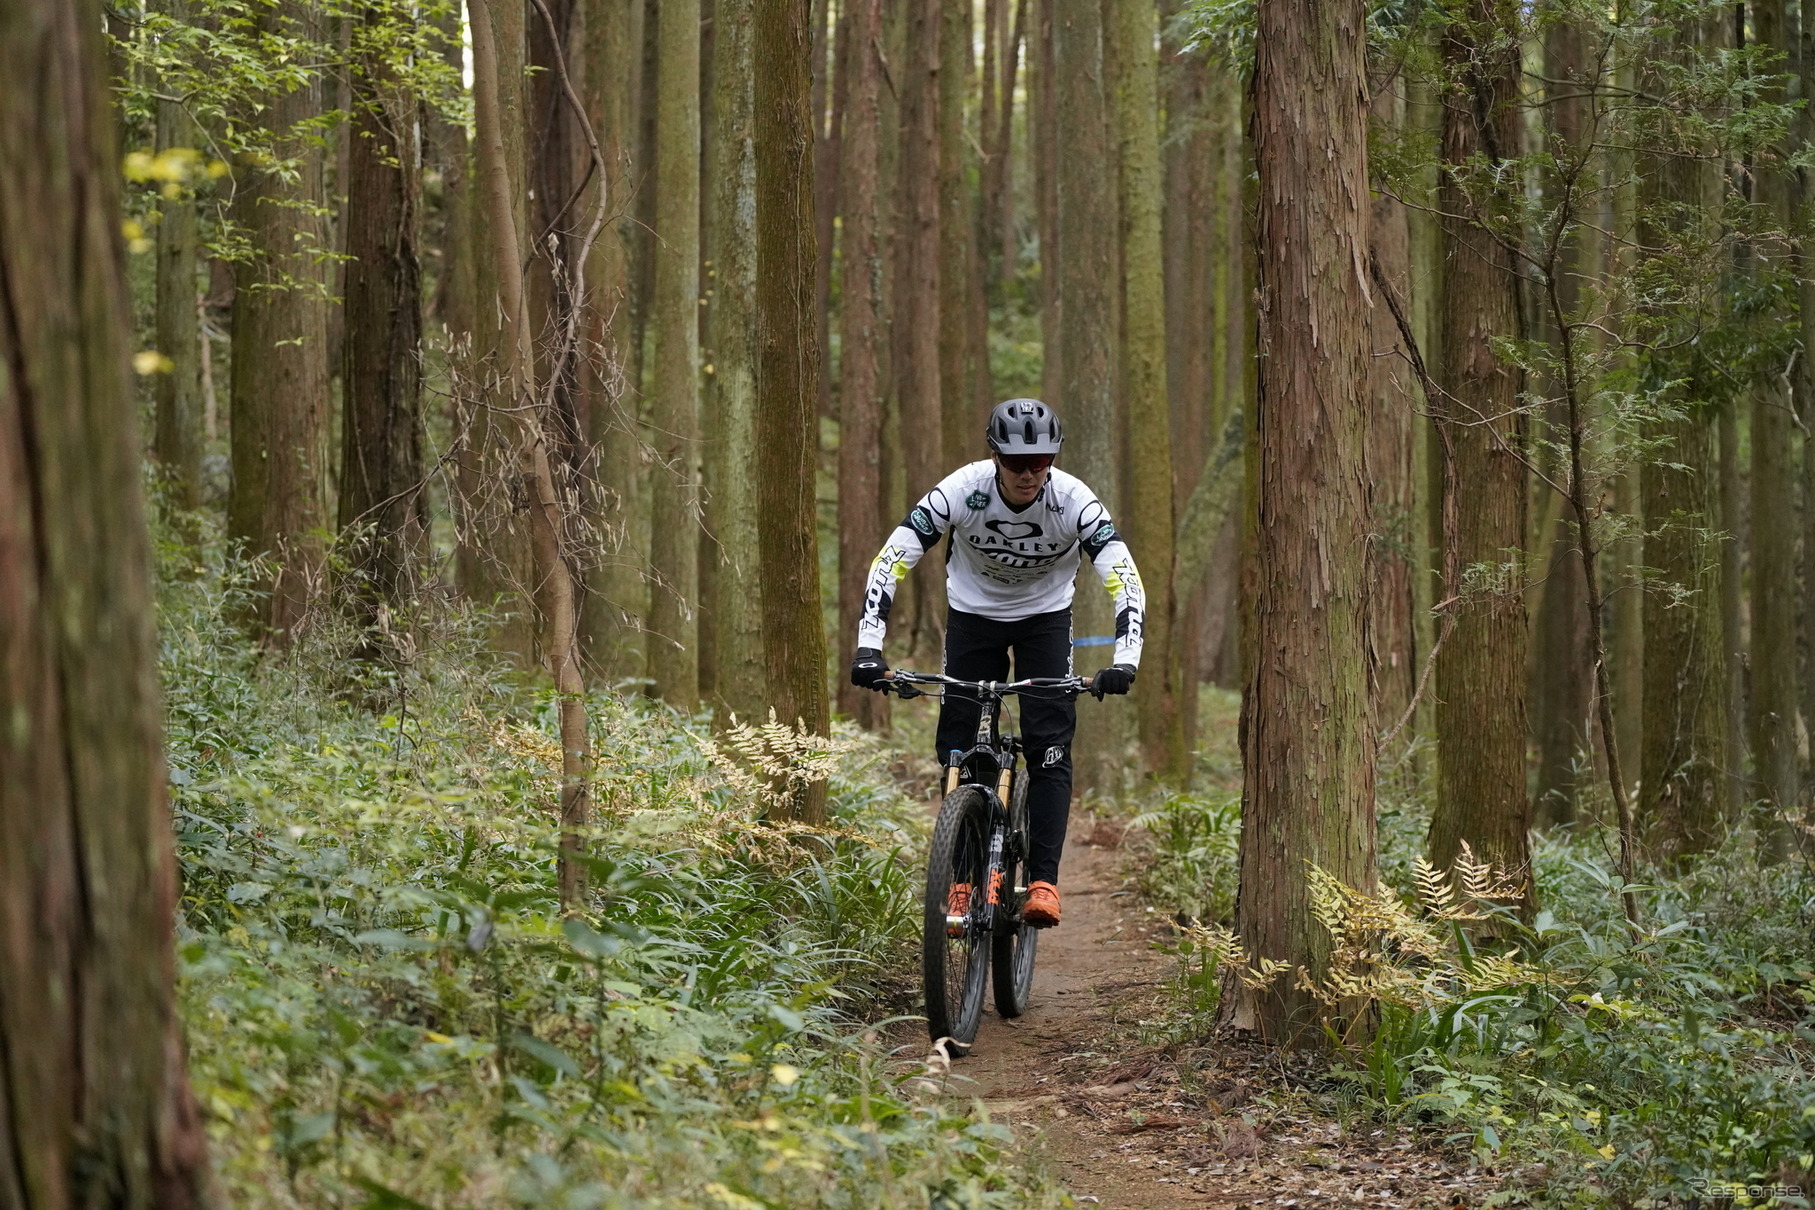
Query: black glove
850,647,890,691
1093,664,1136,696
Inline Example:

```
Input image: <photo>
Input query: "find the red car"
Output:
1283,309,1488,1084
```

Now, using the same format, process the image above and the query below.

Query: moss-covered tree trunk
755,0,831,821
0,0,212,1197
341,8,424,612
704,0,766,723
836,0,890,730
1231,0,1377,1045
229,0,331,644
1427,0,1532,908
1056,0,1127,794
1110,0,1178,776
1751,0,1799,859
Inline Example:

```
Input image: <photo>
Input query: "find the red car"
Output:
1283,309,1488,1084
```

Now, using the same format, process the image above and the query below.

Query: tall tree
229,0,331,643
0,0,212,1198
646,0,703,705
940,0,985,465
1055,0,1126,793
1427,0,1533,906
704,0,766,722
896,0,945,663
1231,0,1377,1043
836,0,890,729
340,3,425,613
754,0,832,819
579,0,647,683
1034,0,1060,402
1750,0,1798,858
1636,9,1728,862
1528,15,1595,824
152,0,204,539
1110,0,1178,774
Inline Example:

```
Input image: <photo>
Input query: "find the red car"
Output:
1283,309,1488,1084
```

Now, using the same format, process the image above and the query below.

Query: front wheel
992,771,1037,1017
924,785,992,1055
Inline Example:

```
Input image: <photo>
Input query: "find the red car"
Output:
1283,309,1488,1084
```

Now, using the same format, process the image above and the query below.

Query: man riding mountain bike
849,398,1146,930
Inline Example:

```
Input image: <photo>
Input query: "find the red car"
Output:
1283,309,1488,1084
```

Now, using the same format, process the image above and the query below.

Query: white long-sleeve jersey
856,462,1145,667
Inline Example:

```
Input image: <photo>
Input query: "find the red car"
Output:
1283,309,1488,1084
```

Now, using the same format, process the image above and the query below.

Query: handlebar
881,670,1102,701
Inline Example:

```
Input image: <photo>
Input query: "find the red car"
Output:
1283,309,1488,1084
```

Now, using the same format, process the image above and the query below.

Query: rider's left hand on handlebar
850,647,891,691
1092,664,1137,696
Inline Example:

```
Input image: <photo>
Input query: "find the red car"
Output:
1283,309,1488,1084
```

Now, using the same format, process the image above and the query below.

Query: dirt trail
924,825,1491,1209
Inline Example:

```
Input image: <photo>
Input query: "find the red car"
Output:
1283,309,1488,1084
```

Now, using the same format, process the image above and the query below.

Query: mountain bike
882,670,1099,1056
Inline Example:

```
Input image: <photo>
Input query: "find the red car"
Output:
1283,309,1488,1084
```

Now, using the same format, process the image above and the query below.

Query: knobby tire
923,785,991,1054
991,772,1038,1017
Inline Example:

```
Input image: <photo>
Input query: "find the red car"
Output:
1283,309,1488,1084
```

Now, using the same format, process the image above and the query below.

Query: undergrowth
158,538,1062,1209
1133,690,1815,1208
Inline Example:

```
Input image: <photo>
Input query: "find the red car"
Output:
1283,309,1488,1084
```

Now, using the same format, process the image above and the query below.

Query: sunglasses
998,453,1054,475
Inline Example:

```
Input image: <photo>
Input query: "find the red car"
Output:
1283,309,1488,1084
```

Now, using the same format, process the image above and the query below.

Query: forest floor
900,816,1505,1209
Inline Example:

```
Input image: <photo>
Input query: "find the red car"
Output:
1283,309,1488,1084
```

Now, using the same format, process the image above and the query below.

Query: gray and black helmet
986,398,1064,456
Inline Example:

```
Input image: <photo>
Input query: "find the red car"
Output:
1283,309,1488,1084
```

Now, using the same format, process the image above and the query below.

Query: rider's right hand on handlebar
850,647,890,691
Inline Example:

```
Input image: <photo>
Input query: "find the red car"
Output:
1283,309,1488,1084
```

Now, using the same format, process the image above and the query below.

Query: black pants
936,608,1074,885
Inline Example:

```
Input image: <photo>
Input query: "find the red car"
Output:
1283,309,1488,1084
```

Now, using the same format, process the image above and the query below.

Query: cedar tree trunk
1231,0,1378,1044
0,0,212,1199
755,0,833,820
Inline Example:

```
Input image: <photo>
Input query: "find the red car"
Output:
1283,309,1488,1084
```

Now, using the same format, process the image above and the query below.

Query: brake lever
889,681,924,700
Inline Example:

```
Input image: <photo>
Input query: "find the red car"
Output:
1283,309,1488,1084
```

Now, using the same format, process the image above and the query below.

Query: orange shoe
947,882,973,917
1023,881,1061,928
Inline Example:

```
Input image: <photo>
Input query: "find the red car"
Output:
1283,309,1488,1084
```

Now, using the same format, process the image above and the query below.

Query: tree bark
647,0,703,705
229,0,331,644
1524,11,1597,827
704,0,766,723
836,0,890,729
1427,0,1533,910
1751,0,1798,859
153,0,203,539
1034,0,1060,402
1231,0,1377,1044
576,0,646,684
812,0,843,423
0,0,212,1198
341,5,425,615
1110,0,1178,776
897,0,946,665
1056,0,1126,794
1160,17,1212,751
940,0,983,466
755,0,832,821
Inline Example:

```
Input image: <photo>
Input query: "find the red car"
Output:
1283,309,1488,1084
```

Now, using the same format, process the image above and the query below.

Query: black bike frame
892,673,1090,935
